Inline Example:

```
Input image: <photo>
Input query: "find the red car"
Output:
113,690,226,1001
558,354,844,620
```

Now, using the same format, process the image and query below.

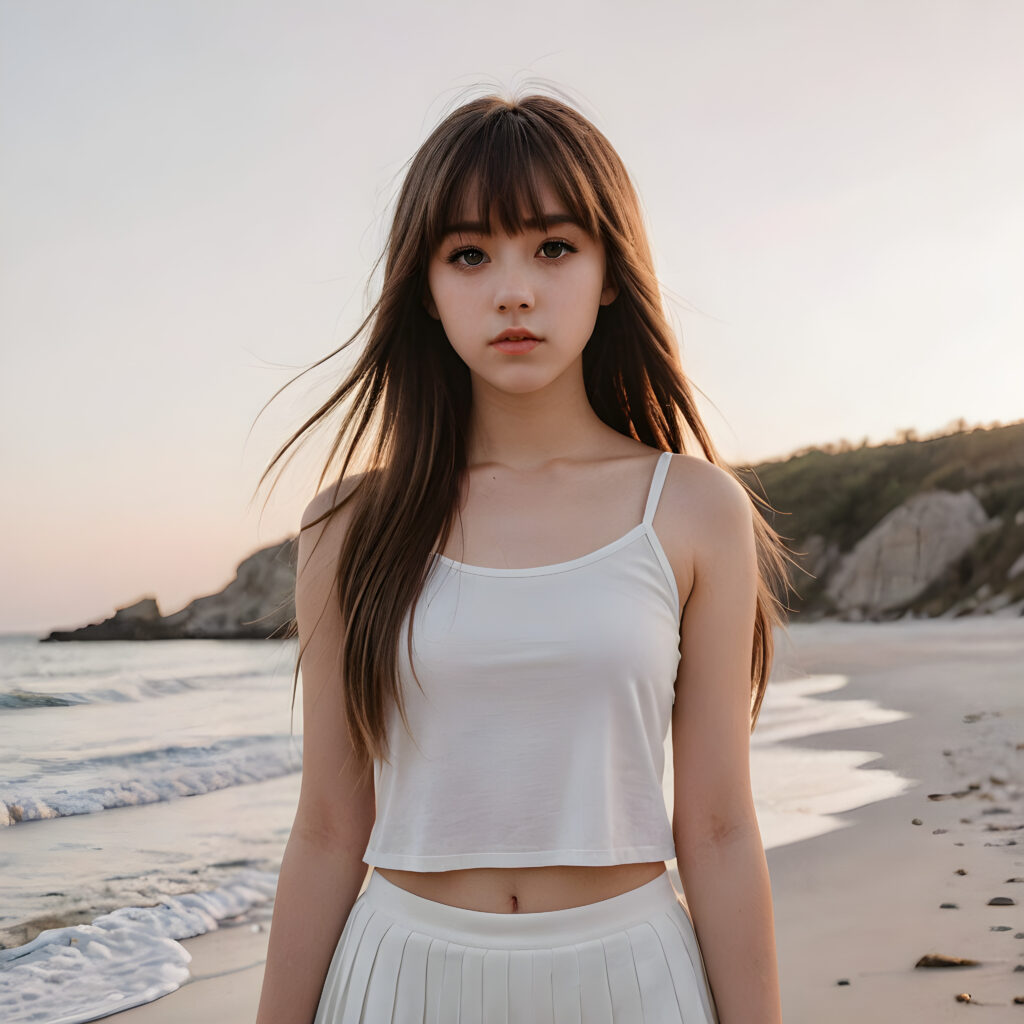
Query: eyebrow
441,213,583,236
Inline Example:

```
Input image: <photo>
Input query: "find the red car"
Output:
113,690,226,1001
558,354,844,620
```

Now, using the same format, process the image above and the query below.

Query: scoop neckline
432,522,649,577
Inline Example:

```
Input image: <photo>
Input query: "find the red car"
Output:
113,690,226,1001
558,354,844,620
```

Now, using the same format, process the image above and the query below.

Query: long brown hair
257,89,799,772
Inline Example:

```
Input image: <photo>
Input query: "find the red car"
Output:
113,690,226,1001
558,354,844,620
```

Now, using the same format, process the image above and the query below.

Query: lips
490,327,540,344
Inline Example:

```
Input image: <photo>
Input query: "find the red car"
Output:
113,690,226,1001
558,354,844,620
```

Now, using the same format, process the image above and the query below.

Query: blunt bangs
423,105,603,256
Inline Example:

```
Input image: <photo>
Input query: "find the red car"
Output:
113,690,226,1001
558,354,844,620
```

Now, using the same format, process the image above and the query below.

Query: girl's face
424,175,618,394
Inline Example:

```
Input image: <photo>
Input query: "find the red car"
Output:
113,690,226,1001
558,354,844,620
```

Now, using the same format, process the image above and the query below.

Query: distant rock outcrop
751,421,1024,621
43,539,297,642
824,491,997,617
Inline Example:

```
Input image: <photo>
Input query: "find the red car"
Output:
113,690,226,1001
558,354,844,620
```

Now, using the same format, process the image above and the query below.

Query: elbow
672,803,761,859
293,786,376,856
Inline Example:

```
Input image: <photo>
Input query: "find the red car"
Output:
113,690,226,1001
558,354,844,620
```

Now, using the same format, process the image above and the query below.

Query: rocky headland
43,539,297,642
748,420,1024,621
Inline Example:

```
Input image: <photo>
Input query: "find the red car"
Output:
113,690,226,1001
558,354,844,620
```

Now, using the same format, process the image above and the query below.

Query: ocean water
0,625,918,1023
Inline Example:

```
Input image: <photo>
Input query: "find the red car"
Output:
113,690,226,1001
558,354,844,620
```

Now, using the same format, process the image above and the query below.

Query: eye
539,240,577,260
445,246,486,268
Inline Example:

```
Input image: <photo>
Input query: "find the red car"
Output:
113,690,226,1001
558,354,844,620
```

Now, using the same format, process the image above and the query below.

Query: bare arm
255,479,376,1024
255,828,371,1024
670,464,782,1024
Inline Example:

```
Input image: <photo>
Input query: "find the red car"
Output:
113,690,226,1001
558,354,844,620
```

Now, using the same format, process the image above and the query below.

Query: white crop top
362,450,681,871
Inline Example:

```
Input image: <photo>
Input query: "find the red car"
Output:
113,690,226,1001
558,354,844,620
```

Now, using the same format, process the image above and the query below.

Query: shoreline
109,903,278,1023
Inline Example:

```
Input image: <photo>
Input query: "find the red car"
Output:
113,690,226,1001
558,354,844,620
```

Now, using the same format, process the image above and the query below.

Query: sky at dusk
2,0,1022,633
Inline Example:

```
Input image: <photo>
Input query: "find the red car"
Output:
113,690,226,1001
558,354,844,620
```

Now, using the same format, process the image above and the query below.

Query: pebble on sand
915,954,980,968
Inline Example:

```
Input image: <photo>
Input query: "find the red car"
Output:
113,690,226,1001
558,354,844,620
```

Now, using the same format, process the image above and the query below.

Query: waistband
360,869,683,948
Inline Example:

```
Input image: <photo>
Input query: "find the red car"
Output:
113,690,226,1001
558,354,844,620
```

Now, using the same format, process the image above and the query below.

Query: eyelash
444,239,579,270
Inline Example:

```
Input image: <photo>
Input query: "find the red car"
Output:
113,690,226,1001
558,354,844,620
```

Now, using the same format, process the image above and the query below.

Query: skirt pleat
460,946,487,1021
601,930,646,1020
481,949,509,1024
576,939,614,1023
627,921,683,1020
530,947,553,1024
551,945,582,1024
313,872,719,1023
657,905,720,1023
437,942,466,1022
359,922,409,1023
423,938,447,1021
338,910,396,1024
506,949,533,1024
392,931,432,1022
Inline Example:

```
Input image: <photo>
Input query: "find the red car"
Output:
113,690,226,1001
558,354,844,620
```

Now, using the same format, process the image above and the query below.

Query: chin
473,370,554,394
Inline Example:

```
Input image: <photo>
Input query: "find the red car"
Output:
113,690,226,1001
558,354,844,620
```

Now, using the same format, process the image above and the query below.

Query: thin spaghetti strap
642,451,673,526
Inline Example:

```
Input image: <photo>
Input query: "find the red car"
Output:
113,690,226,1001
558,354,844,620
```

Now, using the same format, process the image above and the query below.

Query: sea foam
0,868,278,1024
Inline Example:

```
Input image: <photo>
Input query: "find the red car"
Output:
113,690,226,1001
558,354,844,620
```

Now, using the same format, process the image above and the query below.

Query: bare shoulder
293,469,378,642
296,469,376,577
300,469,375,533
654,453,755,610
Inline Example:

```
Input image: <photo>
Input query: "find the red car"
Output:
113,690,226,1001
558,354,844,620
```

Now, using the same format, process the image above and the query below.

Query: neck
463,362,612,469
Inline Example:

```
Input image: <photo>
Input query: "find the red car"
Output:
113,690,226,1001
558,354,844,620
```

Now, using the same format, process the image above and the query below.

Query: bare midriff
374,861,668,914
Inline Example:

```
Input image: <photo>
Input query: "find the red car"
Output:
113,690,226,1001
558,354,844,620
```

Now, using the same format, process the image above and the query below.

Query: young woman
255,90,793,1024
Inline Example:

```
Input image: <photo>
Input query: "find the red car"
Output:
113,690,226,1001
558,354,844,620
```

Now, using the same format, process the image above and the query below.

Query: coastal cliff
743,420,1024,620
43,539,297,641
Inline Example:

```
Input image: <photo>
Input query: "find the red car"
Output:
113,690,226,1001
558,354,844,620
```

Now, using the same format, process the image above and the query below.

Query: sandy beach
766,618,1024,1022
102,617,1024,1023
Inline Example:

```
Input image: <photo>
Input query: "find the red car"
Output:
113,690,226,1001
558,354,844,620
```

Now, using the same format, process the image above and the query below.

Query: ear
599,272,619,307
423,288,439,320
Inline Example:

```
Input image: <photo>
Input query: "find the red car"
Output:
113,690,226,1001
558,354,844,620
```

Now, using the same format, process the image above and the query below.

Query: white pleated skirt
313,869,719,1024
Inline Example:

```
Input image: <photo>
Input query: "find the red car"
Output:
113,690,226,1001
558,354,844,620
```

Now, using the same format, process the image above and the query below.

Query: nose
495,267,534,313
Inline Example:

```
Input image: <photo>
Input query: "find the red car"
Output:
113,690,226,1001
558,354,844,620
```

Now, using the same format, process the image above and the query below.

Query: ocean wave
0,671,274,711
0,688,90,709
1,735,302,827
0,868,278,1024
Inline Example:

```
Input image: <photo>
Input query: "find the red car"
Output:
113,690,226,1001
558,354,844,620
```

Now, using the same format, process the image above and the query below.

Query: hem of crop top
363,842,679,872
432,523,681,618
